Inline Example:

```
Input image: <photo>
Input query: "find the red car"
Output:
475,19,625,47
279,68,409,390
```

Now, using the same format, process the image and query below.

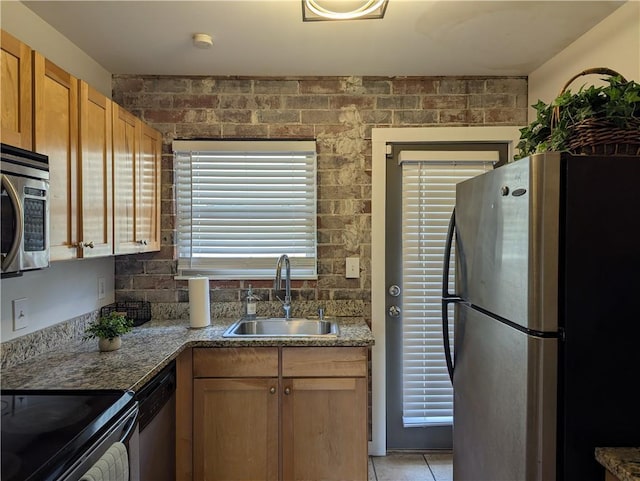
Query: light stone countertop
596,448,640,481
0,317,374,392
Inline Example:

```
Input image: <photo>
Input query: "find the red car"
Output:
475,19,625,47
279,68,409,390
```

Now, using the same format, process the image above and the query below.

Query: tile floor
368,452,453,481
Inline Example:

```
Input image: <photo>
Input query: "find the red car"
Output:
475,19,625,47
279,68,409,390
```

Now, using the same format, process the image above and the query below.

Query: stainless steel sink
223,317,339,337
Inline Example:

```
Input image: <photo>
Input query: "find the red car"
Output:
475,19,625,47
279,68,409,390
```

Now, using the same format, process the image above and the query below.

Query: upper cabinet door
112,104,138,255
33,52,79,261
78,81,113,258
137,122,161,252
113,104,161,255
1,30,33,150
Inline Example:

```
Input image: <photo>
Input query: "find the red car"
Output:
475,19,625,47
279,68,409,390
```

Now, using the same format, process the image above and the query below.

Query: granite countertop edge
0,317,374,392
595,447,640,481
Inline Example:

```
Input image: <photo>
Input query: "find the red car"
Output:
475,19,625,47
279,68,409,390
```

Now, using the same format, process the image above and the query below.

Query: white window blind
173,141,317,279
400,151,495,427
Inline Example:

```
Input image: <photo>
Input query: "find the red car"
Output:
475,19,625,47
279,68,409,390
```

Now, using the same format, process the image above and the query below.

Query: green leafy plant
515,73,640,160
83,312,133,341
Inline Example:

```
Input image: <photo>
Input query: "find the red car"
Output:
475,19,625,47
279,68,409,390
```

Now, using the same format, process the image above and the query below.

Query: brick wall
112,75,527,320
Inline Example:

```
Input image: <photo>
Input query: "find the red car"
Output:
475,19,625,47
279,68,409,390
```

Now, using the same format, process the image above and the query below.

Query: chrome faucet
274,254,292,319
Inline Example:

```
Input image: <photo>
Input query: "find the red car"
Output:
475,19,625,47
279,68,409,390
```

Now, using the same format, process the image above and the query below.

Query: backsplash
0,299,364,369
112,75,528,319
152,299,365,321
1,310,99,369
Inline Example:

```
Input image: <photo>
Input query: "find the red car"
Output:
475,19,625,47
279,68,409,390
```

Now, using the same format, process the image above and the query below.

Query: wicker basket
101,301,151,327
551,68,640,156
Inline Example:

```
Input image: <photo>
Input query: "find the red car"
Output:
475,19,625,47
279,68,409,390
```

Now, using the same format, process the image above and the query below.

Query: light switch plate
346,257,360,278
12,298,29,331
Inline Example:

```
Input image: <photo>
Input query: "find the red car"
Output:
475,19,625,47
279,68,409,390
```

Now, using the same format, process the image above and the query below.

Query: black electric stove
1,389,135,481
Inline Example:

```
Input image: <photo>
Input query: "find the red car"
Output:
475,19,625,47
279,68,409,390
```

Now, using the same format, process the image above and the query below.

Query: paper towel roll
189,277,211,328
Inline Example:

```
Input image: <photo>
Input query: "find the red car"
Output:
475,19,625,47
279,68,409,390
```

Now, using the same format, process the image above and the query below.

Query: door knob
388,305,401,317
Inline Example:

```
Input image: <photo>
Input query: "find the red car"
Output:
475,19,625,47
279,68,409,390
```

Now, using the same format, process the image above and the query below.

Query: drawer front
193,347,279,378
282,347,367,377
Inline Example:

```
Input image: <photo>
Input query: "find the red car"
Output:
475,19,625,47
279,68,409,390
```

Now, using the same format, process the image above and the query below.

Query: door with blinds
385,143,508,449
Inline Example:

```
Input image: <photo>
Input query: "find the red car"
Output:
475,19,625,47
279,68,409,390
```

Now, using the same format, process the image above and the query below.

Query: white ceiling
22,0,625,77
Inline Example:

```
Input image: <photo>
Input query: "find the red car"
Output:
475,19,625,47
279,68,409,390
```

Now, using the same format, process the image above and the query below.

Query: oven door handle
120,404,139,444
1,174,24,272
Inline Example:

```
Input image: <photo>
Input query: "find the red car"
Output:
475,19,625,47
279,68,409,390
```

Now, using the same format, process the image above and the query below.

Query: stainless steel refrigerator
441,152,640,480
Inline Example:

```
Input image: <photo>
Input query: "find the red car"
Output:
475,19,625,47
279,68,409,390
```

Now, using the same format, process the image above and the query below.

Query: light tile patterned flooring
368,452,453,481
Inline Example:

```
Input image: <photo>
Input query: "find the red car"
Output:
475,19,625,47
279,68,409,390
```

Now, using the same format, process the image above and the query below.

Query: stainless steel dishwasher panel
137,361,176,481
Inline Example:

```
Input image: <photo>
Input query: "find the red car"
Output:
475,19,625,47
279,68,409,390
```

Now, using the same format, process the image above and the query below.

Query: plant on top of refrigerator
515,72,640,160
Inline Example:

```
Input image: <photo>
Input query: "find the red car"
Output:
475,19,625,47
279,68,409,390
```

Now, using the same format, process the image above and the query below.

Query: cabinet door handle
269,387,276,394
284,387,291,395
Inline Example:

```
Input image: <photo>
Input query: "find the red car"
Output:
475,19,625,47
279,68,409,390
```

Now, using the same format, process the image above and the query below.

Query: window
173,140,317,279
399,150,496,427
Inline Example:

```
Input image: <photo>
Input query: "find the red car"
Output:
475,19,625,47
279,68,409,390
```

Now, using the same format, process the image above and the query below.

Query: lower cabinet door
193,378,279,481
282,377,368,481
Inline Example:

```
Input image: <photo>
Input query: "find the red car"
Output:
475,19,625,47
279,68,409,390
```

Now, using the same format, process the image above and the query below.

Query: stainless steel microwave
1,143,50,277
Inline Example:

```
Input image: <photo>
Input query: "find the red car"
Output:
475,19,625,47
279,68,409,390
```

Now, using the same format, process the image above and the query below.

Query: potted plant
515,68,640,160
83,312,133,352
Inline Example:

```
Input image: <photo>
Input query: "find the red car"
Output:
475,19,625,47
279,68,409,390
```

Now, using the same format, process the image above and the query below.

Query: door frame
370,126,522,456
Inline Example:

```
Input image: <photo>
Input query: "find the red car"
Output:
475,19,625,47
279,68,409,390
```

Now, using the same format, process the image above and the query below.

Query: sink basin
223,317,339,337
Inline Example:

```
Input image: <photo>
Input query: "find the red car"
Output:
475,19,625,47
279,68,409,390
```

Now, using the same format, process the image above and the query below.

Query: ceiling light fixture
193,33,213,49
302,0,389,21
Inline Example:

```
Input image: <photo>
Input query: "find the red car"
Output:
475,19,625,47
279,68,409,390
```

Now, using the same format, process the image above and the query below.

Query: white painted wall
0,1,115,342
0,259,115,341
0,0,112,96
528,2,640,119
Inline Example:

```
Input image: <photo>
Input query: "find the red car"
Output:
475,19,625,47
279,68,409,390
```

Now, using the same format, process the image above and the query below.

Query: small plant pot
98,337,122,352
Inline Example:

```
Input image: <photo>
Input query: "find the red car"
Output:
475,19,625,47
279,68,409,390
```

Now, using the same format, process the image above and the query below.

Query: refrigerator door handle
442,209,461,382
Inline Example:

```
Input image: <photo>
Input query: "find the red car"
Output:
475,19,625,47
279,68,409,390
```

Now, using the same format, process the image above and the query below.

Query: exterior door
385,142,508,449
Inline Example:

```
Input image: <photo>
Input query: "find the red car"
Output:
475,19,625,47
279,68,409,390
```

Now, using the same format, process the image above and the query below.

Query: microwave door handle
1,175,24,272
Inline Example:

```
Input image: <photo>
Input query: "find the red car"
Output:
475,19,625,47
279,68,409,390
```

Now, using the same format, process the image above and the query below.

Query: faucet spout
274,254,292,319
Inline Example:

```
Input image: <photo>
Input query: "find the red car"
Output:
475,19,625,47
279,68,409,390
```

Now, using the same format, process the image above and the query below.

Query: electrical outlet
12,298,29,331
98,277,106,300
346,257,360,279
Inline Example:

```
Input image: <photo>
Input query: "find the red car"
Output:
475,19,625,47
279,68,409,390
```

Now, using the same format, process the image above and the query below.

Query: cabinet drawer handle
284,387,291,395
270,387,276,394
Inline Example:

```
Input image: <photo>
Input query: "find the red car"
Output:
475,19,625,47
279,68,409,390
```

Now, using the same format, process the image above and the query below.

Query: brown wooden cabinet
194,378,279,481
2,30,160,260
192,347,279,481
1,30,32,150
137,122,161,252
189,346,368,481
113,104,161,254
33,55,114,261
281,347,368,481
33,52,79,261
78,80,113,257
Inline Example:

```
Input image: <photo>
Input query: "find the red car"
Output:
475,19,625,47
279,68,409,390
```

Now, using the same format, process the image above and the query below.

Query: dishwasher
136,360,176,481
